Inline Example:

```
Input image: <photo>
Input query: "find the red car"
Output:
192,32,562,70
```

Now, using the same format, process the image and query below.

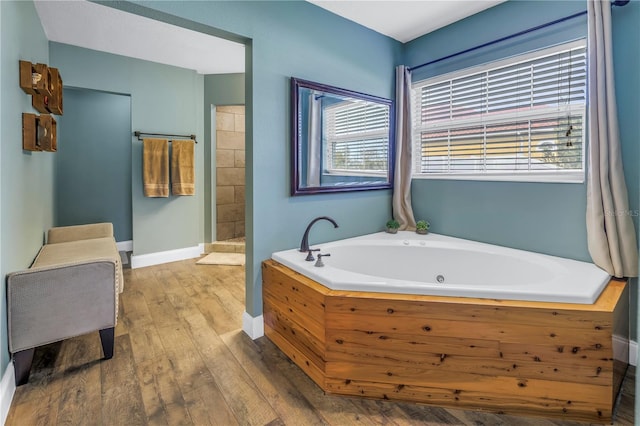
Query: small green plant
416,220,430,234
385,219,400,233
416,220,430,231
386,219,400,229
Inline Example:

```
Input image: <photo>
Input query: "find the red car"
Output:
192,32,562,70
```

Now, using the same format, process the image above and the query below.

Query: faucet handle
305,249,320,261
315,253,331,267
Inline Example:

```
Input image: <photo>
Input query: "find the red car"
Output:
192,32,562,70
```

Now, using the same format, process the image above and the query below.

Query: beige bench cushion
34,237,124,293
47,223,114,244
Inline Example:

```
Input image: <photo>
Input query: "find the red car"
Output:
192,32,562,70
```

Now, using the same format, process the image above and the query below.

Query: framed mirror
291,77,395,195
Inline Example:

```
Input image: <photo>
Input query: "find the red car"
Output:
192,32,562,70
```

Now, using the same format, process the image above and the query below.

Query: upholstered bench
6,223,123,385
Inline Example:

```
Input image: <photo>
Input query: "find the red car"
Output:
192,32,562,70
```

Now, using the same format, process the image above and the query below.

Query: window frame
322,99,391,178
411,39,587,184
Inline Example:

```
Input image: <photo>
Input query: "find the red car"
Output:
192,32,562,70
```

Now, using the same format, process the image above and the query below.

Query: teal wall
121,1,402,316
405,0,640,336
50,43,205,256
56,88,132,242
0,1,53,374
203,73,245,243
405,0,590,260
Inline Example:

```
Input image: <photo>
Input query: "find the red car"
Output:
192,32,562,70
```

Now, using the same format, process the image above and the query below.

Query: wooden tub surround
262,259,629,423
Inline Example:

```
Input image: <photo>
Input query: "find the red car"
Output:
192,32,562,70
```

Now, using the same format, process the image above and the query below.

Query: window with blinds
324,100,390,176
411,39,586,182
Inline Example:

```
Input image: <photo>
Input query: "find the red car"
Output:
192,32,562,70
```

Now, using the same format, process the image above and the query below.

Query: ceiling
34,0,506,75
309,0,507,43
34,0,245,75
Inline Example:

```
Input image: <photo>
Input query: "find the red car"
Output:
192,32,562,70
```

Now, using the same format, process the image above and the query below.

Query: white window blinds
324,101,389,176
411,39,586,182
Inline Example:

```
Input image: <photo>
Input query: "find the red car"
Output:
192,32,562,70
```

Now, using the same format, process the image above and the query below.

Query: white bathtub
271,231,611,304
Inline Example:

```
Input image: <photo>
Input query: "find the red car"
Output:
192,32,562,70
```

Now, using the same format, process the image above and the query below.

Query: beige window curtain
585,0,638,278
392,65,416,230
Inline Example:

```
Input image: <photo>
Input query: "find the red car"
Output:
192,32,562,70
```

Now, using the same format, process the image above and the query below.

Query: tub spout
300,216,339,253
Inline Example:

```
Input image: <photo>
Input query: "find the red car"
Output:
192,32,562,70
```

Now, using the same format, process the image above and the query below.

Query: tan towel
171,140,195,195
143,138,169,197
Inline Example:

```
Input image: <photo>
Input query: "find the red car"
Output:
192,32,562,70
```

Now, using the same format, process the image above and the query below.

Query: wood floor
6,258,635,425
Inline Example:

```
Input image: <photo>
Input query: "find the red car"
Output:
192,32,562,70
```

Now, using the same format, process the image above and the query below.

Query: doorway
55,88,132,244
210,105,245,254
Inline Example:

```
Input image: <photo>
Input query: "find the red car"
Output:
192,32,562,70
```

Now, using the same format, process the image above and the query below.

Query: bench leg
13,348,35,386
99,327,115,359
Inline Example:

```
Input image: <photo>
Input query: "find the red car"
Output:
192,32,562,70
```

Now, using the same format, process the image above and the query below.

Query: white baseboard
131,244,203,269
242,312,264,340
116,240,133,252
611,335,637,367
0,363,15,426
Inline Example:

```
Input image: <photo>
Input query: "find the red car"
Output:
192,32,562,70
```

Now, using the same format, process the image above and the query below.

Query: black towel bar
134,131,197,143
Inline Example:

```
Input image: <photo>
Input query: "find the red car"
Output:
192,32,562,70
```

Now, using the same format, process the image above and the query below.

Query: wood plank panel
325,361,610,404
326,328,501,358
263,286,325,341
327,295,611,329
324,378,610,424
264,324,326,387
501,341,613,366
261,274,328,321
326,344,612,386
262,261,330,305
261,260,628,423
262,263,327,330
327,328,612,370
264,294,326,363
326,313,611,346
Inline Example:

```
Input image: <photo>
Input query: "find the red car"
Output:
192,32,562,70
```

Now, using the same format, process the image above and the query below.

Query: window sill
412,172,584,184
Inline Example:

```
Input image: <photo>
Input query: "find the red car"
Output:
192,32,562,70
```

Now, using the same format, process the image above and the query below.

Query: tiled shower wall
215,105,245,241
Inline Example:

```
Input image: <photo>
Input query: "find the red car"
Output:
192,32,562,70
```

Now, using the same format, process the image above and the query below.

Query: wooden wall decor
19,61,36,95
19,60,63,115
19,61,63,152
262,259,629,424
22,113,57,152
19,61,49,96
22,113,39,151
38,114,57,152
47,68,63,115
31,91,50,115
